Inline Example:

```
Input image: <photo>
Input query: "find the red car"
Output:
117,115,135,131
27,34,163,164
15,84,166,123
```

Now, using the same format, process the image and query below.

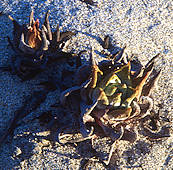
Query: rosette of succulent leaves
1,10,75,80
60,49,170,164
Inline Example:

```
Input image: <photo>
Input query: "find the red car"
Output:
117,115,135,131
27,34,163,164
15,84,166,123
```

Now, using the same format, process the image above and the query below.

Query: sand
0,0,172,169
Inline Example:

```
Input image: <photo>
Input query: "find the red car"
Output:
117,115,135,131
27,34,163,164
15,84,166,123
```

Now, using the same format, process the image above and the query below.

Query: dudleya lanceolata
60,48,169,164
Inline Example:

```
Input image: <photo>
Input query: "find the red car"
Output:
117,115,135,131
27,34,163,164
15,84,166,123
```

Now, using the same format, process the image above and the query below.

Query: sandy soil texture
0,0,172,169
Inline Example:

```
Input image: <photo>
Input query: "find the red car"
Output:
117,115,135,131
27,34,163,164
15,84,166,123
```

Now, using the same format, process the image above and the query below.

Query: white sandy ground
0,0,172,169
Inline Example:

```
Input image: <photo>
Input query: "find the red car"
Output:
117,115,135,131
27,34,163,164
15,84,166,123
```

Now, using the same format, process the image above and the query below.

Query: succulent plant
60,49,170,164
2,10,75,80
